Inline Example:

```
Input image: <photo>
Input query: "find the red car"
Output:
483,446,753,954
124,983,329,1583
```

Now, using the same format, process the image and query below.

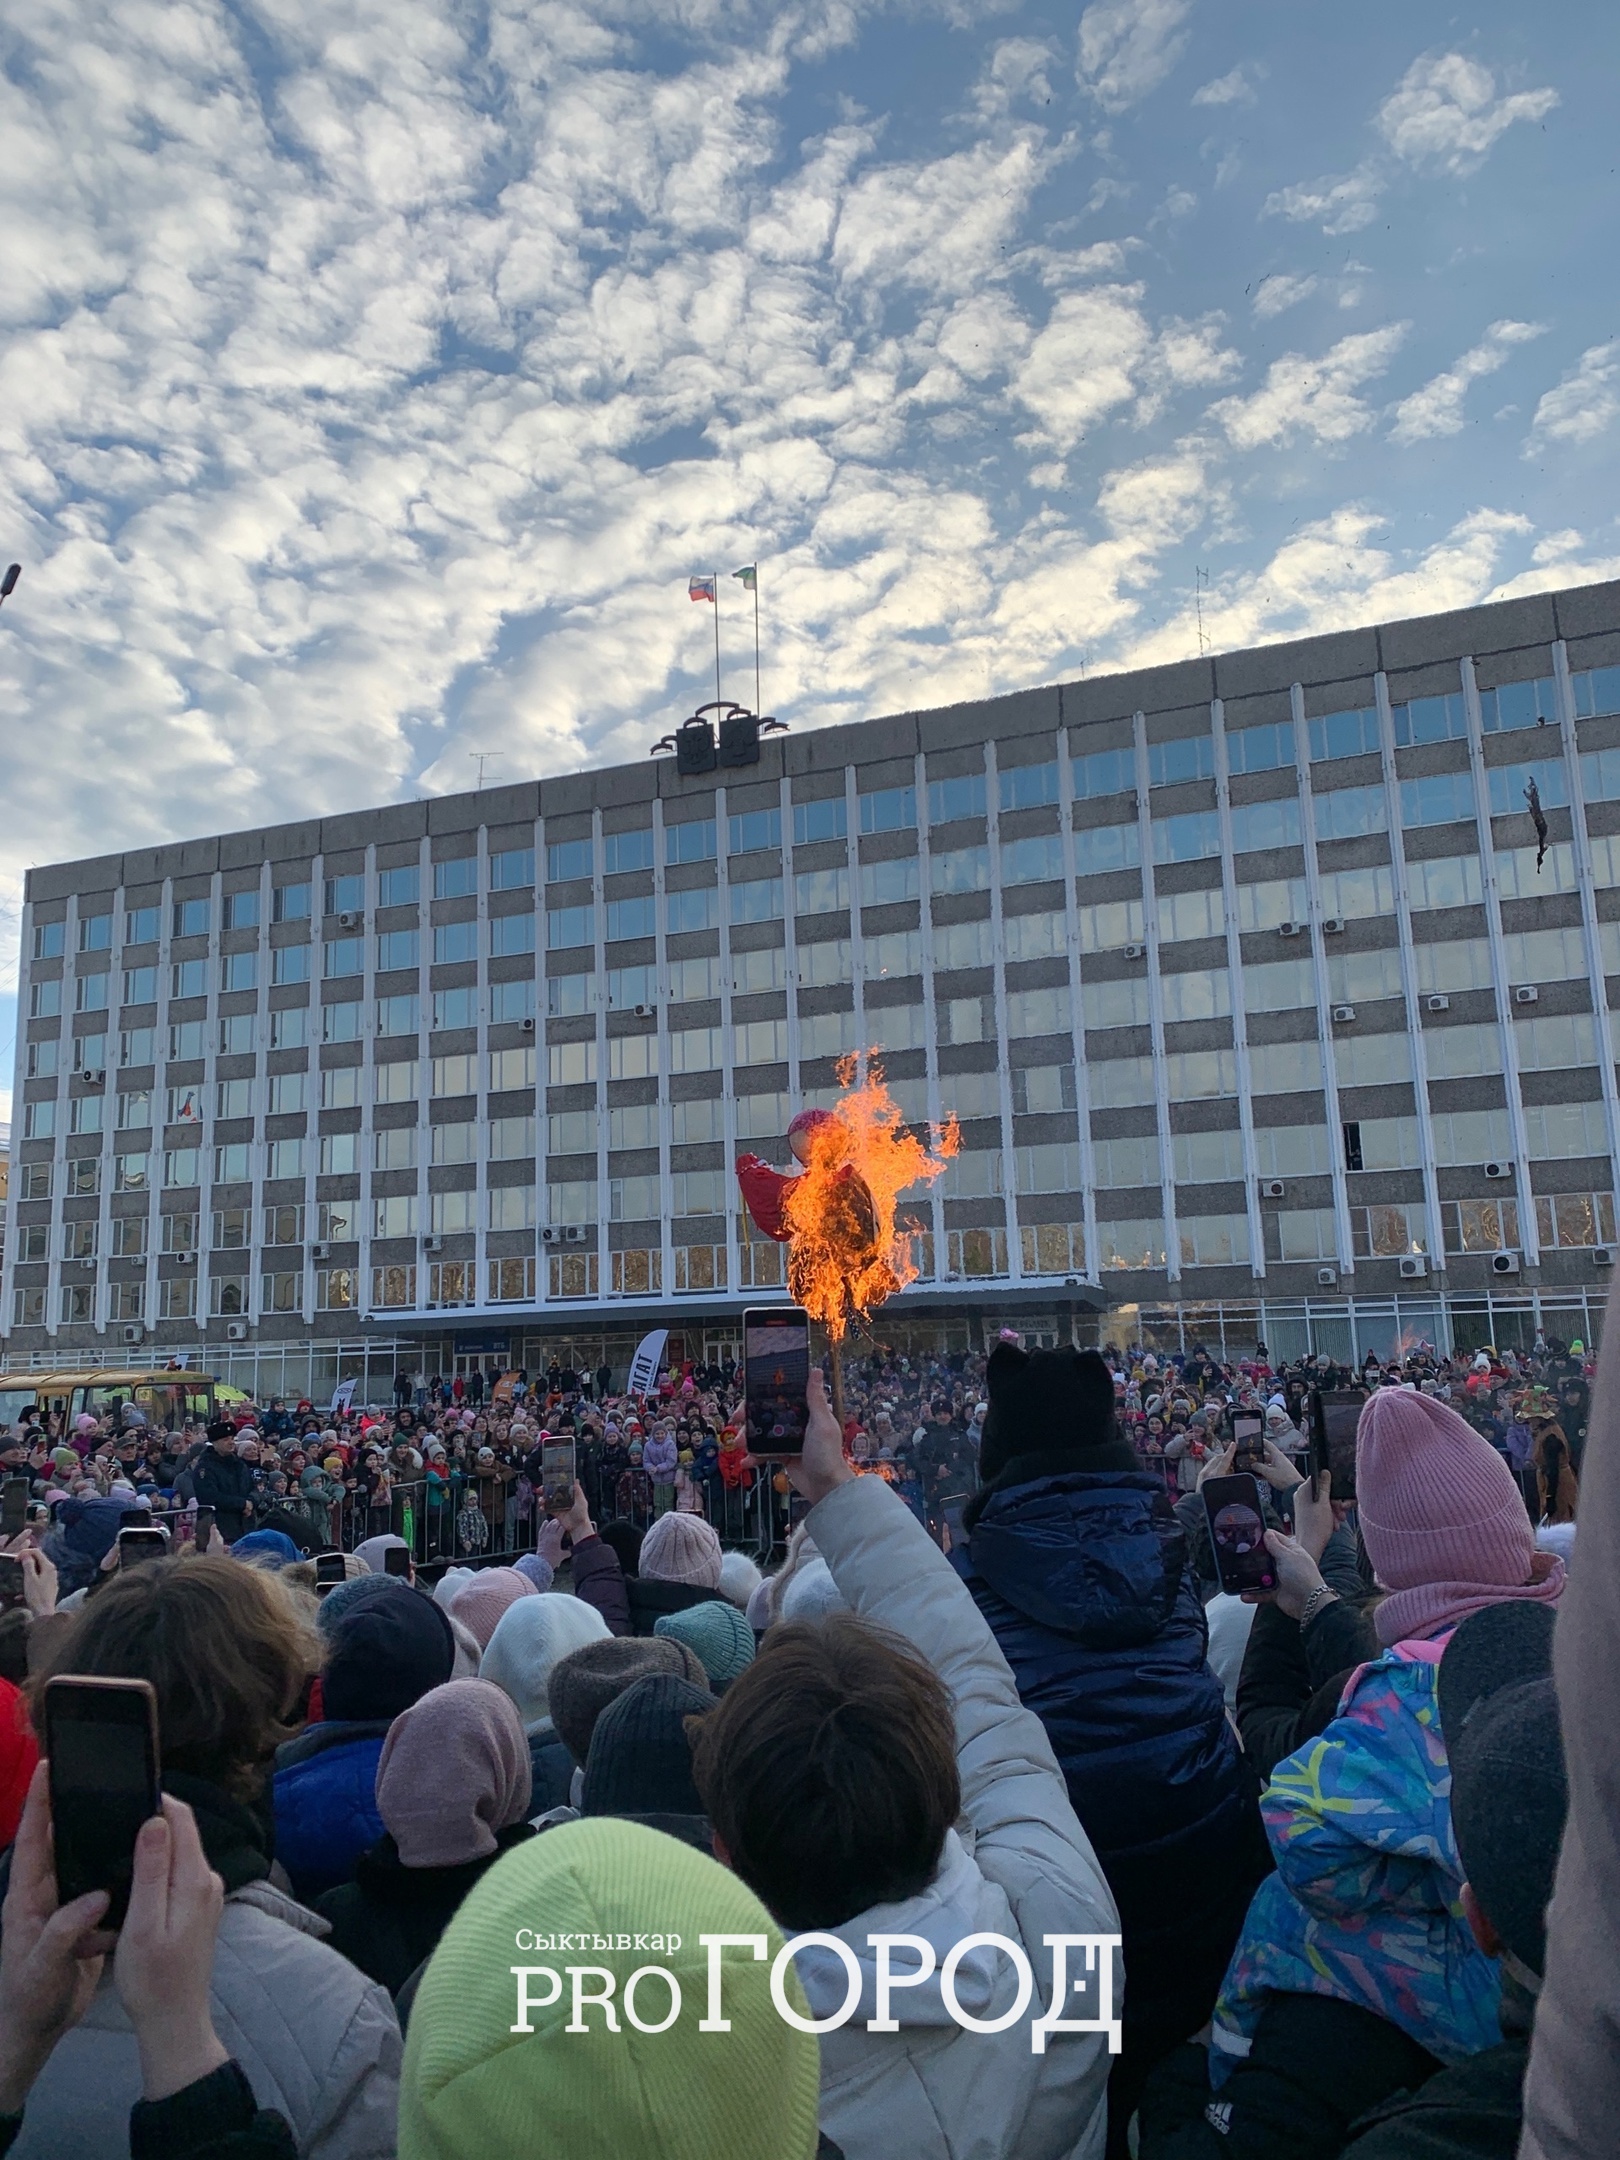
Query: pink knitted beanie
448,1566,538,1651
1357,1388,1563,1645
638,1511,724,1589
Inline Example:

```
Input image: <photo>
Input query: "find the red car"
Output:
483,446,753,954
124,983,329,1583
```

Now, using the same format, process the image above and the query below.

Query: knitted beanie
777,1557,845,1623
400,1819,820,2160
511,1552,556,1593
977,1343,1126,1483
637,1512,723,1590
654,1601,756,1693
448,1568,538,1652
376,1679,532,1868
547,1637,708,1766
1357,1389,1565,1646
323,1587,457,1723
581,1674,714,1819
316,1573,408,1638
479,1592,610,1729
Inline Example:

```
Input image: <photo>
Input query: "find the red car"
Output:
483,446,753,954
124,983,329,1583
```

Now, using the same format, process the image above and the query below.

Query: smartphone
540,1443,576,1512
743,1305,812,1459
1310,1389,1364,1504
44,1675,161,1927
193,1506,216,1550
1231,1414,1264,1475
1200,1473,1278,1597
118,1527,168,1568
383,1544,412,1577
119,1508,151,1533
0,1553,24,1605
315,1550,348,1587
2,1477,30,1540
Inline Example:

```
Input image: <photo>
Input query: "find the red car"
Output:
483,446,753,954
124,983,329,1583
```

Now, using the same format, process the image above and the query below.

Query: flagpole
713,571,722,709
753,566,761,717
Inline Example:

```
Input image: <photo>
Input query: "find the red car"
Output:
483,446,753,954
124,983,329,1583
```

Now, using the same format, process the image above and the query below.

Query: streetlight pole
0,566,19,610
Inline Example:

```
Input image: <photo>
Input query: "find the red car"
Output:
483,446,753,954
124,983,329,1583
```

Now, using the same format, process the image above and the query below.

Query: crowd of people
0,1310,1607,2160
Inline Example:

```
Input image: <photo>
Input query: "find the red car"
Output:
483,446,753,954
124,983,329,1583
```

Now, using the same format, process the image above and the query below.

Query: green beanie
401,1817,821,2160
654,1600,757,1693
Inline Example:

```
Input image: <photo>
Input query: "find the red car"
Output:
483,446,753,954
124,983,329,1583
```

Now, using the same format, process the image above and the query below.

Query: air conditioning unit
1123,943,1146,960
1398,1255,1428,1280
225,1322,248,1341
633,1004,655,1018
338,911,360,930
1594,1248,1615,1267
311,1242,331,1262
1262,1179,1286,1199
176,1251,196,1266
520,1017,536,1033
1513,985,1539,1005
121,1325,145,1345
1316,1267,1339,1287
1332,1004,1356,1023
1426,994,1450,1013
80,1068,106,1087
78,1256,96,1270
1322,916,1344,935
423,1235,444,1254
541,1226,563,1245
565,1225,588,1244
1279,921,1304,938
1482,1161,1511,1180
1491,1252,1521,1276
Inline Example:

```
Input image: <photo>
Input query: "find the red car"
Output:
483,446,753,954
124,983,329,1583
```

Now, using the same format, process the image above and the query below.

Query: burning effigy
735,1053,959,1376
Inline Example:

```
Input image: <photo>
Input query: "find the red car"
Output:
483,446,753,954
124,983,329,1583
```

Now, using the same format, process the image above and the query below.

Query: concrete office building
6,577,1620,1397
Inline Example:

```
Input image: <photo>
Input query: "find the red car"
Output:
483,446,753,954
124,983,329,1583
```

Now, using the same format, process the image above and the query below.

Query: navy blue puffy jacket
272,1721,390,1903
954,1467,1266,2043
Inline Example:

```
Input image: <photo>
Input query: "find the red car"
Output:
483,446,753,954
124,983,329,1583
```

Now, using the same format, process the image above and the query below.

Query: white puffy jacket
796,1474,1120,2160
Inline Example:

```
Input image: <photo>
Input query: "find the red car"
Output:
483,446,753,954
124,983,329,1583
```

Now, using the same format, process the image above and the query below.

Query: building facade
6,578,1620,1395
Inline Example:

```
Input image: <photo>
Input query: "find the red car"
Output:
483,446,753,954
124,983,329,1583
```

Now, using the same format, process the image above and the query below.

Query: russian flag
688,575,716,603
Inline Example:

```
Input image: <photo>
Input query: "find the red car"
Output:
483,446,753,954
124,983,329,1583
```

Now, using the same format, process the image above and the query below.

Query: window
732,947,786,995
1313,785,1386,841
1334,1030,1414,1087
1480,677,1556,733
428,1051,477,1098
33,920,65,959
66,1158,100,1197
861,929,919,981
433,987,478,1031
324,937,364,978
22,1100,56,1141
1157,887,1222,943
1426,1108,1512,1166
114,1154,149,1191
547,1107,596,1155
112,1217,148,1258
1571,664,1620,720
433,920,477,965
322,1002,362,1044
1441,1198,1520,1254
433,857,477,900
480,845,532,892
211,1207,251,1250
730,878,783,925
1327,948,1403,1004
795,867,849,918
1006,985,1073,1037
604,963,654,1010
312,1266,356,1310
1406,853,1484,912
119,1025,156,1067
483,1186,534,1233
1411,938,1491,995
674,1096,727,1142
606,1032,657,1080
124,906,161,947
1255,1122,1333,1177
1340,1113,1421,1171
272,944,311,985
273,882,311,923
669,1168,722,1216
939,1148,1004,1200
429,1116,477,1167
1244,958,1316,1013
1166,1048,1238,1099
30,980,61,1020
1400,772,1476,827
1166,1126,1240,1183
545,973,590,1018
1071,744,1133,799
377,994,419,1037
858,786,915,834
1517,1013,1598,1069
1248,1040,1322,1095
1089,1055,1155,1109
733,1017,788,1065
1308,706,1381,761
163,1148,201,1188
1004,912,1066,961
728,807,782,855
1075,897,1144,953
216,1077,253,1119
1536,1191,1618,1249
219,891,259,934
545,1039,595,1087
1487,758,1566,817
663,1026,718,1074
487,1255,537,1303
666,885,719,933
116,1087,151,1130
1504,926,1587,984
212,1143,251,1183
1001,833,1066,886
1497,843,1578,898
793,798,847,846
26,1039,59,1079
927,773,986,825
489,1045,535,1090
1179,1215,1251,1267
666,818,718,865
1095,1132,1161,1186
120,964,158,1005
1234,877,1308,932
485,1113,534,1161
377,929,419,971
69,1093,104,1135
169,1021,207,1063
171,898,209,939
1013,1141,1082,1194
369,1124,415,1172
372,1195,419,1238
77,912,111,953
1266,1207,1337,1262
1393,693,1467,746
1152,812,1220,864
490,980,535,1025
1073,821,1141,876
547,837,594,883
377,865,420,908
76,970,109,1012
265,1137,303,1179
162,1212,199,1254
1097,1218,1166,1269
1350,1202,1428,1257
1522,1101,1605,1158
1228,721,1293,775
1147,736,1214,787
1229,797,1302,853
545,1179,598,1226
1001,761,1060,811
314,1131,356,1177
548,906,594,951
430,1189,478,1235
861,857,920,906
374,1058,419,1106
941,996,994,1047
489,912,536,957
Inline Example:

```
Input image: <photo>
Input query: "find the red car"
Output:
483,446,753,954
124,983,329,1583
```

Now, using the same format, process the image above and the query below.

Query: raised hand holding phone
0,1765,113,2116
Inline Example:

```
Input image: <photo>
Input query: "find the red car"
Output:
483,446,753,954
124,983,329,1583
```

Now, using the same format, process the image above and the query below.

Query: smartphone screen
315,1551,348,1586
383,1544,412,1577
1200,1473,1277,1596
2,1478,30,1540
118,1528,168,1568
0,1553,24,1606
744,1305,812,1458
1311,1390,1364,1503
119,1509,151,1533
540,1444,576,1512
1231,1414,1263,1474
193,1506,215,1549
45,1676,161,1927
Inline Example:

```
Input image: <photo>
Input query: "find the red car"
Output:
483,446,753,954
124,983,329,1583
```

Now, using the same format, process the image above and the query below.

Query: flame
782,1051,960,1340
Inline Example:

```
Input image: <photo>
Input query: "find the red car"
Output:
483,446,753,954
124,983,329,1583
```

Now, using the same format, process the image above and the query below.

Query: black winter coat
314,1823,536,1997
954,1450,1269,2050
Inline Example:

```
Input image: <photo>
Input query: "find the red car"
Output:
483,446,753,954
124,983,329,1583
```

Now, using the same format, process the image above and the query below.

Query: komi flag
732,564,757,590
689,575,716,603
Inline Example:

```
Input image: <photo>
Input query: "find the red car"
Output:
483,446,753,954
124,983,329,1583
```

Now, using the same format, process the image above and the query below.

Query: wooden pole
828,1334,846,1433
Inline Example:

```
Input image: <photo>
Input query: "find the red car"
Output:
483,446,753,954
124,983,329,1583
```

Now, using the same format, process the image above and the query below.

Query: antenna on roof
1194,568,1211,658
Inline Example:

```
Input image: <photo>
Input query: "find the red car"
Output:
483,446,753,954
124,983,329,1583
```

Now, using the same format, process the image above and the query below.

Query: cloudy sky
2,0,1618,1105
